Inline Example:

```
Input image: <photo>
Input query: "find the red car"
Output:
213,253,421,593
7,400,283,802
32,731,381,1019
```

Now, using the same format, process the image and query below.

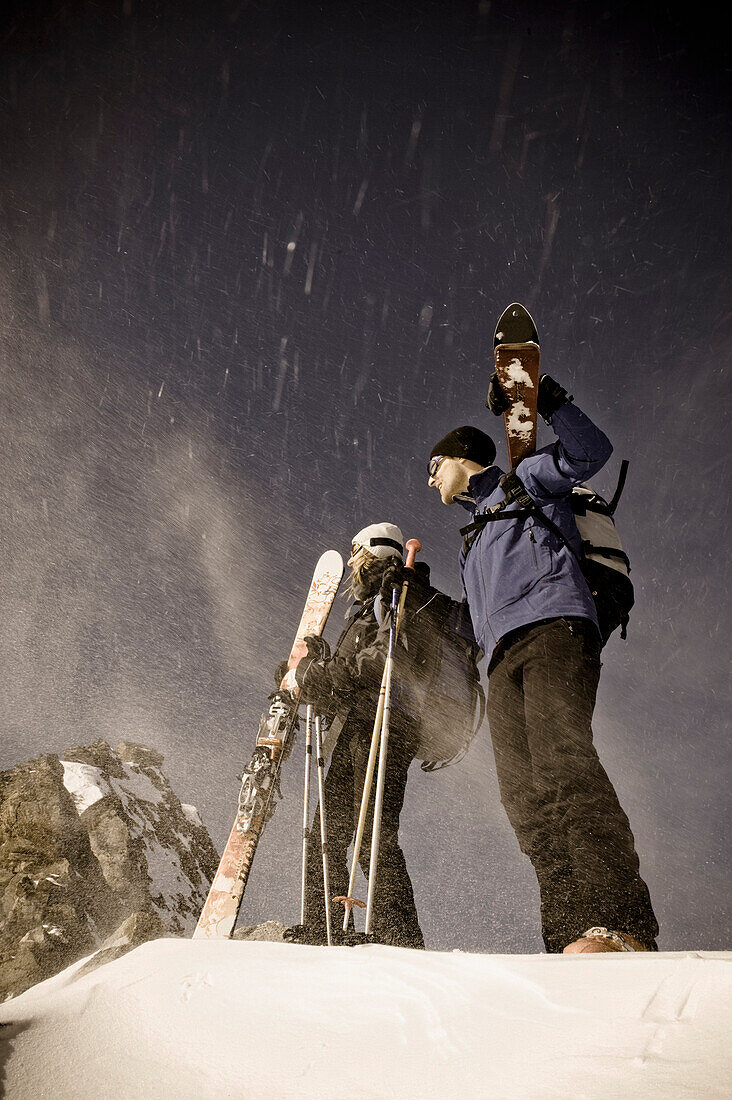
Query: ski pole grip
404,539,421,570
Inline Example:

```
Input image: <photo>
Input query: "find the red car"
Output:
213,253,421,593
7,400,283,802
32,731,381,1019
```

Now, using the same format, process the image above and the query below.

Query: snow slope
0,940,728,1099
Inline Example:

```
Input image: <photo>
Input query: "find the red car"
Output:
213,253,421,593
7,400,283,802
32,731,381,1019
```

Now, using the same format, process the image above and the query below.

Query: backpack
569,466,634,643
406,592,485,772
460,461,634,646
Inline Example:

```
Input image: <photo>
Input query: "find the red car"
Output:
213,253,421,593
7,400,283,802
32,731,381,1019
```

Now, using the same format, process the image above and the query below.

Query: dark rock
0,754,123,1000
62,741,127,779
233,921,287,942
116,743,164,769
81,796,152,913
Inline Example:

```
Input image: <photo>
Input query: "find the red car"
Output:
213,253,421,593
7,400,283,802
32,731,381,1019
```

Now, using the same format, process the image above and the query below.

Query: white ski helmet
351,522,404,560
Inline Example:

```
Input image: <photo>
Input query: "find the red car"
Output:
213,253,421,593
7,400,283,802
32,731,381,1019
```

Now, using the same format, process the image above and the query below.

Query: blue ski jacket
457,401,613,666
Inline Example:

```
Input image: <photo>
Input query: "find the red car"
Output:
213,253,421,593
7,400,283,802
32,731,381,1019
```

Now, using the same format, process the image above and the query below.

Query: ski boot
284,924,353,947
341,929,377,947
563,927,651,953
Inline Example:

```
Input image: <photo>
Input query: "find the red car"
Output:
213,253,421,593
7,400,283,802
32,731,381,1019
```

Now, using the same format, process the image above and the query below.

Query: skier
427,374,659,954
278,522,455,950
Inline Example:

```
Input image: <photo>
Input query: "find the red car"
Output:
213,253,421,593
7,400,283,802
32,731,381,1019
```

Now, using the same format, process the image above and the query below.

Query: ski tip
494,302,539,347
316,549,345,577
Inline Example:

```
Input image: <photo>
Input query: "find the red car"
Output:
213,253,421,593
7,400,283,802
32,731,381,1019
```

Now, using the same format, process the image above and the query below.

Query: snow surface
181,803,203,828
110,765,165,808
0,940,728,1099
60,760,110,814
60,758,165,816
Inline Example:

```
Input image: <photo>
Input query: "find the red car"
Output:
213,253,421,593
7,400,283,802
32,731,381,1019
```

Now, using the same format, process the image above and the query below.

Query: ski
193,549,344,939
493,302,540,468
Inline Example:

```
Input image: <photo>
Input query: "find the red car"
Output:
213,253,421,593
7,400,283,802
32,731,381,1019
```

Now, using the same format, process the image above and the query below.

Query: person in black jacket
282,522,440,949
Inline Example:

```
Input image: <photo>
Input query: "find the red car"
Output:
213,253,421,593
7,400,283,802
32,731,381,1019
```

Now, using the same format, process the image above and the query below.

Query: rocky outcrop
233,921,287,943
0,741,219,999
60,740,219,931
0,753,123,999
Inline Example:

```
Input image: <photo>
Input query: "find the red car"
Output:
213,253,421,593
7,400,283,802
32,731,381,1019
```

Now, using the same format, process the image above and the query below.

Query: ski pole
340,691,386,933
364,539,420,935
339,539,421,932
314,714,332,946
300,704,314,926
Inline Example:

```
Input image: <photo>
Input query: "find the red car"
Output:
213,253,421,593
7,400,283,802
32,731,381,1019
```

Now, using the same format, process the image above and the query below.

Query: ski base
494,342,540,468
493,301,541,469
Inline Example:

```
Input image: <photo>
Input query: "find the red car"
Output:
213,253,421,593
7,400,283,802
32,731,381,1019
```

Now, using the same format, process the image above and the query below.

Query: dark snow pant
487,617,659,953
304,717,425,950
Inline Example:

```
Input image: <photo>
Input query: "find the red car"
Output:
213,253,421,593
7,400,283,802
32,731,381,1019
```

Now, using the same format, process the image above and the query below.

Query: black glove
274,636,330,692
379,560,404,608
485,371,511,416
273,660,290,689
293,635,333,705
537,374,572,420
302,634,331,661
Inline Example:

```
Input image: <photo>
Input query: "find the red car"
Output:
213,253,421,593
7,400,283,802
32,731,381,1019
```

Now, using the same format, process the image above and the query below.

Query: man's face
427,455,470,505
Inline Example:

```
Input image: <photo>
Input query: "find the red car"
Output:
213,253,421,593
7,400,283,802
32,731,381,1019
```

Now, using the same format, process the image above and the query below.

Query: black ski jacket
297,561,469,729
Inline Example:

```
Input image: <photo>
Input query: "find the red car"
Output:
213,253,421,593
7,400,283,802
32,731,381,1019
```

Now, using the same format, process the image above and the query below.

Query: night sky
1,0,729,952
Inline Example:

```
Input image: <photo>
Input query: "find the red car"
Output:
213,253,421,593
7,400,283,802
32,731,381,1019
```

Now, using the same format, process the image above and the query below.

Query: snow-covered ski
493,302,540,468
193,550,344,939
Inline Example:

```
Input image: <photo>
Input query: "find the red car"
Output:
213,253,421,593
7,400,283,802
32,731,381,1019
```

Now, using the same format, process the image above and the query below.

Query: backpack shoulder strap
606,459,630,516
459,471,534,550
460,471,580,563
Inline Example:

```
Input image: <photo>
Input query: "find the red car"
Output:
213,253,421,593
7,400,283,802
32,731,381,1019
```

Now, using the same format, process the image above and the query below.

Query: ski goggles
427,455,445,479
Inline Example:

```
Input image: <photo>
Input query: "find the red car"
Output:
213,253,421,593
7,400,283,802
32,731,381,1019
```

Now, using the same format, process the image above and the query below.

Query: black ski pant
304,716,425,950
487,617,659,953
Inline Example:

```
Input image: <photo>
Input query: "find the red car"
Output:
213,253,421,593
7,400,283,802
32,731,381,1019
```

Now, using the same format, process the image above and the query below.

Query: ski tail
193,550,344,940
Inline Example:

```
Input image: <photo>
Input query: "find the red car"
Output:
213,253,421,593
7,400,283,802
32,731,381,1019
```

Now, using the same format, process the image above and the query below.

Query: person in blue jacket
427,373,658,954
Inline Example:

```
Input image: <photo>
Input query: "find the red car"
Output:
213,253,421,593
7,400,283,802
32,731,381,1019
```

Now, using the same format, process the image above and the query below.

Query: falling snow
0,0,727,968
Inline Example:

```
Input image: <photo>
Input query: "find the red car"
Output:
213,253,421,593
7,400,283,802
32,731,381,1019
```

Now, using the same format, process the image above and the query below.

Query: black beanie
429,425,496,467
